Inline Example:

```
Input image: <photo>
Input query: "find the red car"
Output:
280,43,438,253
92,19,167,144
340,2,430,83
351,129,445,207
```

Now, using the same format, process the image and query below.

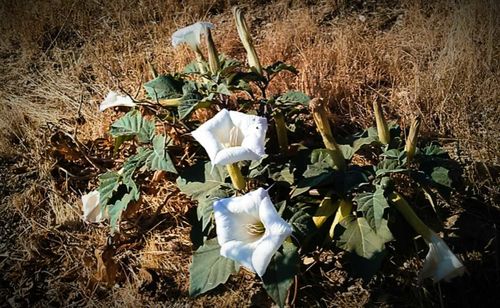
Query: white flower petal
252,232,290,277
99,91,136,112
171,22,214,50
419,232,465,282
191,109,268,166
213,146,261,165
220,240,259,272
214,188,292,277
81,190,108,223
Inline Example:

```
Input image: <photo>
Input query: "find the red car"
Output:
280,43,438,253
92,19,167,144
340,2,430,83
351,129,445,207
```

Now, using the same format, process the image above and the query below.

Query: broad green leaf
337,216,392,259
189,239,240,297
422,144,447,156
108,187,137,233
355,187,389,232
265,61,298,76
109,110,155,143
262,241,299,308
431,166,452,188
335,166,372,195
277,91,310,106
177,82,204,119
177,162,231,230
352,135,379,153
339,144,355,160
98,171,121,207
376,159,407,176
288,203,315,240
122,147,152,183
145,135,177,174
143,74,183,100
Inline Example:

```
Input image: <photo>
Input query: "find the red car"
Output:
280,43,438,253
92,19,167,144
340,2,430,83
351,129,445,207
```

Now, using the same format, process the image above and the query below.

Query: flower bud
206,28,220,74
310,98,346,171
329,199,352,239
233,7,263,75
405,116,421,161
373,101,390,145
272,110,288,152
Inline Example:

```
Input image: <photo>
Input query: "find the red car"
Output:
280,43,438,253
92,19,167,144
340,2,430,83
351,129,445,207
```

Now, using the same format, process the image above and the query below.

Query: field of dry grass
0,0,499,306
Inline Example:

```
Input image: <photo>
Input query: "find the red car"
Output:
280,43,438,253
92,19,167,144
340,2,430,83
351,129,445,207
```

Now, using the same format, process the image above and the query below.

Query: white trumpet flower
99,91,136,112
213,188,293,277
419,231,466,282
81,190,108,223
171,22,214,51
191,109,267,166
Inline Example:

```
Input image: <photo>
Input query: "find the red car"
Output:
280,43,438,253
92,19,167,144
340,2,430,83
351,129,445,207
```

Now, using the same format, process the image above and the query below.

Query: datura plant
80,6,465,307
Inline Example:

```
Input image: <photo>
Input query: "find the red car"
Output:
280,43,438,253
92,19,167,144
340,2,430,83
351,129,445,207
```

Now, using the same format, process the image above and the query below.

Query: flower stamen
244,221,265,236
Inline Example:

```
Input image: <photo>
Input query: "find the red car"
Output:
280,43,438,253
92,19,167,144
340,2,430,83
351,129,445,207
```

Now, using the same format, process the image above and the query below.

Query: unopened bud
373,101,390,145
233,7,263,75
405,116,421,161
310,98,346,170
206,28,220,74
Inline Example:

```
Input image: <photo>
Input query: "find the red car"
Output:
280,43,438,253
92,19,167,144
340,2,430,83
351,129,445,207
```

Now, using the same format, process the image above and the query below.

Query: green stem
226,163,246,191
388,192,433,241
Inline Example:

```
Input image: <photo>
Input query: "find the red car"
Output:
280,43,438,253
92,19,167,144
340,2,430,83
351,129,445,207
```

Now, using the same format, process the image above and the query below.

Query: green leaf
376,159,407,176
177,162,231,230
352,135,379,153
177,82,204,119
265,61,298,76
144,74,184,100
291,150,335,198
277,91,310,106
431,166,452,188
98,171,121,207
422,144,447,156
355,187,389,232
262,241,299,308
145,135,177,174
108,187,137,233
109,110,155,143
189,239,240,297
122,147,152,183
337,216,392,259
339,144,355,160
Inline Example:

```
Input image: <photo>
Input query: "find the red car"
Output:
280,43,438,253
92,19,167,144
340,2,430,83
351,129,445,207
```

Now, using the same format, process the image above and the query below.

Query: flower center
244,221,265,236
223,126,242,148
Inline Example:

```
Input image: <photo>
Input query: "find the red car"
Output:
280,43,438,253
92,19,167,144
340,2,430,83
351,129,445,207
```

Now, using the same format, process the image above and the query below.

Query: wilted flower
81,190,108,223
171,22,214,51
420,231,466,282
99,91,136,112
191,109,267,166
214,188,293,276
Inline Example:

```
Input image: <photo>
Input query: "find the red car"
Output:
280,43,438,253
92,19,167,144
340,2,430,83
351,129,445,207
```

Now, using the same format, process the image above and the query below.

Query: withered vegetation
0,0,499,306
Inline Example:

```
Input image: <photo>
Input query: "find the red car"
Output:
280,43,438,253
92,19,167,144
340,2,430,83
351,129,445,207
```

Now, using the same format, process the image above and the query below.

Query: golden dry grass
1,0,499,306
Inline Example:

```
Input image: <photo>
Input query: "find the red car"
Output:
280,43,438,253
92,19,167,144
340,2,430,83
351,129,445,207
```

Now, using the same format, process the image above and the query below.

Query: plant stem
273,111,288,152
310,98,346,171
226,163,246,191
388,192,433,241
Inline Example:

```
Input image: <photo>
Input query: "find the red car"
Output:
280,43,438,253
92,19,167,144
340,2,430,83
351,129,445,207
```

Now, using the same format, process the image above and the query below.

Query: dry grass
1,0,499,306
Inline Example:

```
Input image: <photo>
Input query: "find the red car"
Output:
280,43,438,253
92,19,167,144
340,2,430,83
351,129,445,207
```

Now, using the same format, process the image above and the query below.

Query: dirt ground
0,0,499,307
